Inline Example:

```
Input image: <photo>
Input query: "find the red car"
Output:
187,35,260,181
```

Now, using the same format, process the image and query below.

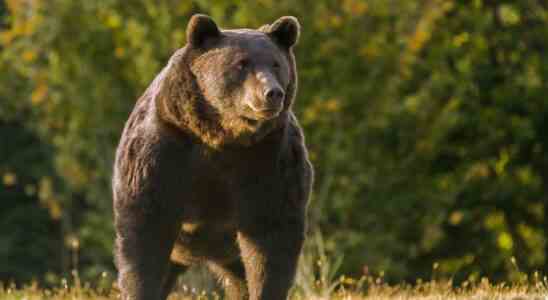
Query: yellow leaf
325,98,341,112
449,211,464,225
303,108,318,124
342,0,368,17
499,5,520,26
484,212,505,230
453,32,469,47
5,0,22,13
38,177,54,203
3,172,17,186
465,163,490,181
497,232,513,251
359,44,379,59
495,149,510,176
22,50,37,62
409,29,431,52
115,47,125,58
0,31,15,45
48,200,63,220
329,15,343,28
31,83,48,105
106,14,122,29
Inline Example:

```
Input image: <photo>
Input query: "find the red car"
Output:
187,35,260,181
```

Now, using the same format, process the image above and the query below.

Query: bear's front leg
113,129,192,299
115,205,182,300
237,207,305,300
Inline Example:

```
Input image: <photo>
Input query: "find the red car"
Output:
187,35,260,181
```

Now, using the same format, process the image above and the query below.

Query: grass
2,234,547,299
1,276,547,300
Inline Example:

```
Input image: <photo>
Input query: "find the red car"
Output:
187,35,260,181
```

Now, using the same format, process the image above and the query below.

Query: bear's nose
264,87,285,105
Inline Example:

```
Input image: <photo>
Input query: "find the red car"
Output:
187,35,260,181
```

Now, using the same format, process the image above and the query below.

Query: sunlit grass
1,276,547,300
3,232,545,299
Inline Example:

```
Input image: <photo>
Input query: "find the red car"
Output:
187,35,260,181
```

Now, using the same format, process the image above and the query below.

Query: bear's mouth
241,107,280,126
245,104,283,120
243,94,283,120
256,108,281,118
242,116,260,126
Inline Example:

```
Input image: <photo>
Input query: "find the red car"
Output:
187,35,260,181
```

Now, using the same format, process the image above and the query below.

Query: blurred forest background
1,0,548,287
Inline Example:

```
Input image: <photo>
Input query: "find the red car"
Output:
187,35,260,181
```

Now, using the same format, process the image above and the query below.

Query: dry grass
1,276,547,300
3,241,547,300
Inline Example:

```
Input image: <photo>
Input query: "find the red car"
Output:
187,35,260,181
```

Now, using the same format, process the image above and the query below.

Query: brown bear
112,14,313,300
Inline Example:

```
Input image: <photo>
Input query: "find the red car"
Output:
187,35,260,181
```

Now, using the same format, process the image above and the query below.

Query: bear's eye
273,61,280,69
235,59,250,71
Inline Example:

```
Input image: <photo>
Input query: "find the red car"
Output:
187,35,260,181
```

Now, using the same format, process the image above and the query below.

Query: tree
1,0,547,284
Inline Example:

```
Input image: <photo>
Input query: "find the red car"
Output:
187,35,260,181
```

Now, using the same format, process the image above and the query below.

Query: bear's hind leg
208,259,248,300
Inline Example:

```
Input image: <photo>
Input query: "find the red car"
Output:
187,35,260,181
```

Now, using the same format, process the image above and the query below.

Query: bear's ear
187,14,221,48
263,16,300,49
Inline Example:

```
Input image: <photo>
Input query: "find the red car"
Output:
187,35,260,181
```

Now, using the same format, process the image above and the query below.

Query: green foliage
0,121,61,282
1,0,548,284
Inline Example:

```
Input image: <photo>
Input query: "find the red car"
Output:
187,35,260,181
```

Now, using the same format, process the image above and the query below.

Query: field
1,277,547,300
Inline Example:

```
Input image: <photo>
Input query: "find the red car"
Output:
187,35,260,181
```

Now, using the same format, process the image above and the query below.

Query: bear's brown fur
112,14,313,300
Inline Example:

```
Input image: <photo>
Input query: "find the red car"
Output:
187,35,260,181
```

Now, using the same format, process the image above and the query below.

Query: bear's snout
244,71,285,119
264,87,285,108
248,85,284,118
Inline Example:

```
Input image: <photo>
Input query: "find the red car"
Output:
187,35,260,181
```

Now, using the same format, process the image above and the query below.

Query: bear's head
155,14,300,148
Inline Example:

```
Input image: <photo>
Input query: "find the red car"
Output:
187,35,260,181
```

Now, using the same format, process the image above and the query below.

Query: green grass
1,277,547,300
